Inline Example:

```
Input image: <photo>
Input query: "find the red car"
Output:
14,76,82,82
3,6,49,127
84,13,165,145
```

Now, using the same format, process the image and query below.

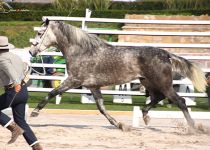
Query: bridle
31,24,51,75
32,25,50,54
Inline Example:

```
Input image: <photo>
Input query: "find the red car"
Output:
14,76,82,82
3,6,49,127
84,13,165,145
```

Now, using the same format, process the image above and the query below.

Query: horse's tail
169,53,207,92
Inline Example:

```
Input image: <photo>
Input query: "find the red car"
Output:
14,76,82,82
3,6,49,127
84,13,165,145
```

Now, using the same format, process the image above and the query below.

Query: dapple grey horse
29,19,206,131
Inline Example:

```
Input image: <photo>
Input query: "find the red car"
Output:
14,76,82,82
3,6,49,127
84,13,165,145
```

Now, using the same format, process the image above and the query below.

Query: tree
0,0,4,12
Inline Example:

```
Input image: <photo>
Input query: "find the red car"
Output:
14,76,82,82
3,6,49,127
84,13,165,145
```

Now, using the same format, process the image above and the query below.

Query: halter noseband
34,25,50,53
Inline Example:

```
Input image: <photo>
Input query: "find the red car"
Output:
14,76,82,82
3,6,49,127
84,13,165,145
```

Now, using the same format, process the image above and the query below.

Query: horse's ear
41,18,50,26
45,18,50,26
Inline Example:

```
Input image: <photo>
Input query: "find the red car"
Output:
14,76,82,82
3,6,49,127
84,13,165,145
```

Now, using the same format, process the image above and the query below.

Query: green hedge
1,1,209,21
9,2,54,11
7,2,165,11
110,1,165,10
8,1,210,11
110,0,210,10
0,10,85,21
1,9,210,21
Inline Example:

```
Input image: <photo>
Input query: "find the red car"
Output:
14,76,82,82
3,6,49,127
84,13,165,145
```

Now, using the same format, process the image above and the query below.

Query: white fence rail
28,14,210,101
27,87,207,97
42,16,210,25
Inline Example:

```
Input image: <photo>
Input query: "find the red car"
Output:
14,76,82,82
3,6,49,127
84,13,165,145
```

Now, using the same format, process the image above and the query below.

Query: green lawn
0,21,121,48
0,21,41,48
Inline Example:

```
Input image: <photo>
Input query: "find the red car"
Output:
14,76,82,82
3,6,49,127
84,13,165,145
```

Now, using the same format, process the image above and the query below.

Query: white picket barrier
132,106,210,127
113,83,132,104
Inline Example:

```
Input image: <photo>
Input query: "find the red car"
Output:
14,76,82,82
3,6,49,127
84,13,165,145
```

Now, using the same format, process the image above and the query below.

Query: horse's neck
59,47,69,59
55,24,104,58
58,45,78,61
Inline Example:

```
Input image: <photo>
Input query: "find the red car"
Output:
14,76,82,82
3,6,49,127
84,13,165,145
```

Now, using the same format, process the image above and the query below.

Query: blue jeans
206,85,210,106
0,84,38,145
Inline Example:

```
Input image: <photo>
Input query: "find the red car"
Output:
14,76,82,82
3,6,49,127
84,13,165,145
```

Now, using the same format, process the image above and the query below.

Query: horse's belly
81,56,142,87
82,71,140,88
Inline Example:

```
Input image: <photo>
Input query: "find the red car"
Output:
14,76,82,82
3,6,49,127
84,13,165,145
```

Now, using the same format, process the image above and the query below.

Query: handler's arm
207,75,210,85
0,59,22,92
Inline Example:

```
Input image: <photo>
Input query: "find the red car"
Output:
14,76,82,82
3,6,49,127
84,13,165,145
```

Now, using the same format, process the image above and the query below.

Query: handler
206,72,210,107
0,36,43,150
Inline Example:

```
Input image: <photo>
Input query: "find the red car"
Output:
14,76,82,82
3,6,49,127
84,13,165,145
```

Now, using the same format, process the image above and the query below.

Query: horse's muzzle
29,50,33,56
29,47,37,57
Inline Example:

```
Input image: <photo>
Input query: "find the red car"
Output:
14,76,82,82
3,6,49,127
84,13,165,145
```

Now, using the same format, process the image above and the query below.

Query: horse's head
29,19,57,56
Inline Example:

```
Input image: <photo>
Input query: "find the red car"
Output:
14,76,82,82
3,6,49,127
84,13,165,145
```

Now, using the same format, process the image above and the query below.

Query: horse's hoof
187,126,196,135
188,123,207,134
30,109,39,117
196,123,205,133
143,115,151,125
118,122,131,132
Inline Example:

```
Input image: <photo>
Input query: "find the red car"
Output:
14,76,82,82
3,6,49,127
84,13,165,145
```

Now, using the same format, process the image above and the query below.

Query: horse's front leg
30,78,80,117
90,88,131,131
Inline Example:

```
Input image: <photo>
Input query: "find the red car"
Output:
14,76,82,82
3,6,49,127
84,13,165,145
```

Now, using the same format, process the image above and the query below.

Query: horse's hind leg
90,88,131,131
142,91,165,125
164,88,195,128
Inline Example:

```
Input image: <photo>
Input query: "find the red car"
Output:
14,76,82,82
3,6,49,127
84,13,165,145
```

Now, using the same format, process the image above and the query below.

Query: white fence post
81,87,95,103
82,8,92,30
179,78,196,106
55,95,62,105
132,106,141,127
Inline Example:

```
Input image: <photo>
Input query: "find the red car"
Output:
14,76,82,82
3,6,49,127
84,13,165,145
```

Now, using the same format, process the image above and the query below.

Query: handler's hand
207,76,210,85
14,84,21,93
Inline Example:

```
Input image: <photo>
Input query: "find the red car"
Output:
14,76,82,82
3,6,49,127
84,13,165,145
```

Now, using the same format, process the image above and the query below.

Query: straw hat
0,36,15,50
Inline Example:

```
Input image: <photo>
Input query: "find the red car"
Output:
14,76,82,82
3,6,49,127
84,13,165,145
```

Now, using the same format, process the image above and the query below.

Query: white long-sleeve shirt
0,51,25,86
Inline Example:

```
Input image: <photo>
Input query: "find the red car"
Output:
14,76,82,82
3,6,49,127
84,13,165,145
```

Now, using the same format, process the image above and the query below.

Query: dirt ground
1,110,210,150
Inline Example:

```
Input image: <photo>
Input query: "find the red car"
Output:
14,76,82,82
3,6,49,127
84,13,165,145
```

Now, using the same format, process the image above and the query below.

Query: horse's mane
57,21,111,50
